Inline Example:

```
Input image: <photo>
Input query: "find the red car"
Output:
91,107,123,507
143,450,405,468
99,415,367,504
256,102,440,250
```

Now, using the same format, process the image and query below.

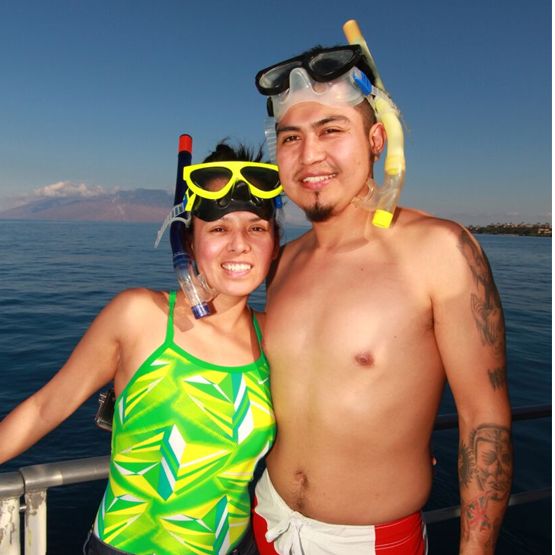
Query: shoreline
467,223,552,237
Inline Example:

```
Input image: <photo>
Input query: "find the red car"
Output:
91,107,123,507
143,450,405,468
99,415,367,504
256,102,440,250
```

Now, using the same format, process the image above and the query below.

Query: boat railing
0,404,551,555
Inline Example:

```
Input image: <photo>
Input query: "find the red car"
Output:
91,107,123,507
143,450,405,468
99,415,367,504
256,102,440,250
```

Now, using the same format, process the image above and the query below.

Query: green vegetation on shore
467,223,552,237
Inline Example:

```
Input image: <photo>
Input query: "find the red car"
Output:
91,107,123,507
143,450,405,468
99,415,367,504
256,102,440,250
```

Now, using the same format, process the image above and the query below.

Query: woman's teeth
222,263,251,272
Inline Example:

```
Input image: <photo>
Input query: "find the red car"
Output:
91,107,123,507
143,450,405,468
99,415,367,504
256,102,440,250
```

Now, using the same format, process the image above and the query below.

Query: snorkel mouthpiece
171,251,211,319
170,134,213,319
343,19,406,228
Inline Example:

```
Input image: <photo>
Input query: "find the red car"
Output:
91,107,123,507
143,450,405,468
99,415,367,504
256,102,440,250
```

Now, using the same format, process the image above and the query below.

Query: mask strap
154,196,194,248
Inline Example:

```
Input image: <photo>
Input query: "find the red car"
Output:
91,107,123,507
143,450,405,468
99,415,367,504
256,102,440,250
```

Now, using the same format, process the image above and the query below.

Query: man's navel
290,470,308,511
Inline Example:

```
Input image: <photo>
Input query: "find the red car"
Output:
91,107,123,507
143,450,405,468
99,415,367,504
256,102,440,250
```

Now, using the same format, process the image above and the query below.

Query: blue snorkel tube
170,134,213,319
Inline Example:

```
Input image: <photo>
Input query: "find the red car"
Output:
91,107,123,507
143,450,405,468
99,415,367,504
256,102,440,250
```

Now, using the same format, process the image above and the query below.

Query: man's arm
430,225,512,554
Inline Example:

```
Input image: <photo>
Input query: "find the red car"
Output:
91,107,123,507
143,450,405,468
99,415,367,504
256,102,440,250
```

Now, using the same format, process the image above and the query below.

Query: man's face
275,101,372,222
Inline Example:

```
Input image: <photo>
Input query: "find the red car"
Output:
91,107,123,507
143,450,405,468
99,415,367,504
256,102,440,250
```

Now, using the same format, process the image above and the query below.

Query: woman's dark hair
203,141,265,164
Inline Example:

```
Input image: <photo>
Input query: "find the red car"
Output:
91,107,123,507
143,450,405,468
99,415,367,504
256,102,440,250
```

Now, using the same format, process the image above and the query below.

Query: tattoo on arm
488,367,507,390
459,424,512,546
458,231,506,359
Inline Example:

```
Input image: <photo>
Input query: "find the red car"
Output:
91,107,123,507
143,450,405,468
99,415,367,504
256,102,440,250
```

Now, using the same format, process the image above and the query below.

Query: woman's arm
0,291,132,464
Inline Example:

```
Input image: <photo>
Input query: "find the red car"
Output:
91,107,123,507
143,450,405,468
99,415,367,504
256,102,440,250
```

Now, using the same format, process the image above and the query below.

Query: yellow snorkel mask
156,160,282,247
255,20,405,229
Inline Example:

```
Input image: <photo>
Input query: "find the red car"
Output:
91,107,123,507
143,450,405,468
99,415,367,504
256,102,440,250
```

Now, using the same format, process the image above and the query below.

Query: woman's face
192,212,277,300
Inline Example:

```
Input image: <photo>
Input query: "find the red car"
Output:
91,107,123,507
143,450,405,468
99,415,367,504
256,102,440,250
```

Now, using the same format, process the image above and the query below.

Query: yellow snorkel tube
343,19,405,228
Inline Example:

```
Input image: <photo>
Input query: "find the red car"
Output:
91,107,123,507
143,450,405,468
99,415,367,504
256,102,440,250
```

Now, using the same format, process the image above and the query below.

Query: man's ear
369,122,386,160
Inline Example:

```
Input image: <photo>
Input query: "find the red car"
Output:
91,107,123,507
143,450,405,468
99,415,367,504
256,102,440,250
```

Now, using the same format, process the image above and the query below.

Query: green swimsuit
94,291,275,555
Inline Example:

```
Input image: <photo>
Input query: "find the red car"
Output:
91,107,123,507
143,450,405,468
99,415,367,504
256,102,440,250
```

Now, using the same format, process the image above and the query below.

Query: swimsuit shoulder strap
251,311,264,350
165,291,177,343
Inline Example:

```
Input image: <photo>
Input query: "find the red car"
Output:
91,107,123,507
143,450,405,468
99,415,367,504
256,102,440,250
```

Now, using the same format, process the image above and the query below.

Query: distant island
467,223,552,237
0,188,173,223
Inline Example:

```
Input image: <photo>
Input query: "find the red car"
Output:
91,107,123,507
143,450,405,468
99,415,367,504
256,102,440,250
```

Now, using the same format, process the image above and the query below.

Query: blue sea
0,220,551,554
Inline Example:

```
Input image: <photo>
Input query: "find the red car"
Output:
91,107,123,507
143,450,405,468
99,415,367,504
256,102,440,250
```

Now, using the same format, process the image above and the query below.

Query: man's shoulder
395,207,470,246
391,208,481,281
395,207,486,290
396,206,461,228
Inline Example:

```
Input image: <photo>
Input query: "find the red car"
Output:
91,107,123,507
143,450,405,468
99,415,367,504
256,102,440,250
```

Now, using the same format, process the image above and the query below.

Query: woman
0,141,281,555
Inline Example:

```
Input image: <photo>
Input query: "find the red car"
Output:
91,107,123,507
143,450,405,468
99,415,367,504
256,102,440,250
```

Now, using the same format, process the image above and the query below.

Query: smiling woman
192,212,277,301
0,140,282,555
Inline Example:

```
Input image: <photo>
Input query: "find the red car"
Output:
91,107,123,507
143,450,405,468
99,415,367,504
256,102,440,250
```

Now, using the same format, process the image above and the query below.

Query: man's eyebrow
276,115,351,135
276,124,300,135
315,115,350,127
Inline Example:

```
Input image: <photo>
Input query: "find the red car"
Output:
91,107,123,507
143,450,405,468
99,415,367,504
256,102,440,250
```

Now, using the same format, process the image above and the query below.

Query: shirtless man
251,43,512,554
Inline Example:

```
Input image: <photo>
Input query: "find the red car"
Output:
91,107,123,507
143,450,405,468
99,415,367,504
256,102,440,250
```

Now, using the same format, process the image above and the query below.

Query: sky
0,0,551,225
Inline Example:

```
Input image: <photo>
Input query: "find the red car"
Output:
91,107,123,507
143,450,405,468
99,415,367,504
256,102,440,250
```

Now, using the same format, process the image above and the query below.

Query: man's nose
301,134,325,165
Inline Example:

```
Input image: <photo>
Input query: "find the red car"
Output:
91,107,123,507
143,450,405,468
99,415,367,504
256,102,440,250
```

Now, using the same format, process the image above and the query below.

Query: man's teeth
222,263,251,272
302,174,335,183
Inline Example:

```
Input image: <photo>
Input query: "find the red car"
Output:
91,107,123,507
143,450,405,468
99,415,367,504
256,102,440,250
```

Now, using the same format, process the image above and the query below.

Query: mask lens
258,60,303,93
309,49,357,80
189,166,232,192
241,167,280,191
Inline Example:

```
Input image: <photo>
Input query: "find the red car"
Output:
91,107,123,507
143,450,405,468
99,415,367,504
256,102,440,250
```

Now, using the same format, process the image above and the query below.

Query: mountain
0,189,173,222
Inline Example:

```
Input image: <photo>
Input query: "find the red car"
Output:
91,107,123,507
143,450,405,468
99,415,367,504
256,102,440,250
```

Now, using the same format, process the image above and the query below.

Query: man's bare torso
264,209,449,525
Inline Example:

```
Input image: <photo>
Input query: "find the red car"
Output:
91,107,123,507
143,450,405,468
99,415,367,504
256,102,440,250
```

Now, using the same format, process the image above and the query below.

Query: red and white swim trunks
253,470,428,554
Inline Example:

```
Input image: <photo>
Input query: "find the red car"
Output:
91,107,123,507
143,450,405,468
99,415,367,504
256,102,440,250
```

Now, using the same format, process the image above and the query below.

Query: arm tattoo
459,424,512,543
458,231,505,358
488,366,507,390
458,443,474,487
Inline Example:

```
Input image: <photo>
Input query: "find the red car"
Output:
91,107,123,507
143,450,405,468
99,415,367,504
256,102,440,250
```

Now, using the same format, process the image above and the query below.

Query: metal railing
0,405,551,554
0,457,109,555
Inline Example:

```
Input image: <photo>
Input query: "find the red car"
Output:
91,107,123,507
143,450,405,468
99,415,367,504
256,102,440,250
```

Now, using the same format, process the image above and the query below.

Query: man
252,42,512,554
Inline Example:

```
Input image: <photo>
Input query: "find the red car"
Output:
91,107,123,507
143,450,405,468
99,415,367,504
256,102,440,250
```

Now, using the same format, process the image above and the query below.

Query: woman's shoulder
105,288,171,323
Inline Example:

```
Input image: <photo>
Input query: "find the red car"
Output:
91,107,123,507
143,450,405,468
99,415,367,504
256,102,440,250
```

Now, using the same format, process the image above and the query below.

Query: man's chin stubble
303,200,334,222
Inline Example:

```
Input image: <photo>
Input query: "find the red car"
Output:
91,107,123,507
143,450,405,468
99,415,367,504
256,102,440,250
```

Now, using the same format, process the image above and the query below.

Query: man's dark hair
354,98,377,134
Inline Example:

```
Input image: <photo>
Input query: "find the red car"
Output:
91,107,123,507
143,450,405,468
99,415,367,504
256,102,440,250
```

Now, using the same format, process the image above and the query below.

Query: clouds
0,181,110,212
32,181,106,199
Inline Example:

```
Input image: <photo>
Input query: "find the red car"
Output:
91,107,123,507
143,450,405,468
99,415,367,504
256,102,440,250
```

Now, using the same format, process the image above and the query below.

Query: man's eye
281,134,298,144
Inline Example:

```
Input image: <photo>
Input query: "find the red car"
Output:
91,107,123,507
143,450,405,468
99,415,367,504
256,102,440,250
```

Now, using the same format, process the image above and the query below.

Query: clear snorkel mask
269,66,369,121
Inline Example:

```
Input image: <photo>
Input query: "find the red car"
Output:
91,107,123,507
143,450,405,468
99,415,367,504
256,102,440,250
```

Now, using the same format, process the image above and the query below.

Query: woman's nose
227,230,250,253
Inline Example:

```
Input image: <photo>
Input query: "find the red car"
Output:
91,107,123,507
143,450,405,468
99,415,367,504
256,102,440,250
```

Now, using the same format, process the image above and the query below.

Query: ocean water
0,221,550,554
